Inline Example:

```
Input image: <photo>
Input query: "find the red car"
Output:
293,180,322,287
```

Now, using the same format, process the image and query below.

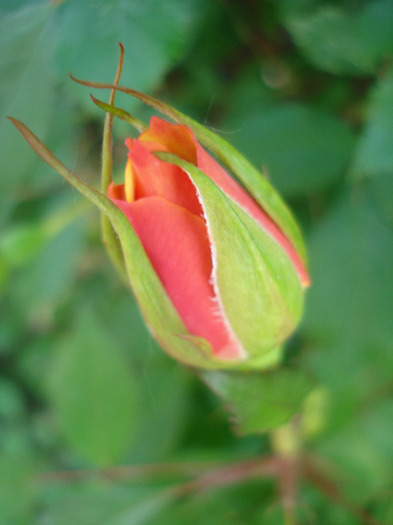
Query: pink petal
138,117,309,286
107,191,244,360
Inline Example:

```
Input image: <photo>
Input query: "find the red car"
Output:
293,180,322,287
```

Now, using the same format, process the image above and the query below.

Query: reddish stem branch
37,454,384,525
277,455,299,525
302,455,385,525
173,456,278,498
37,460,225,484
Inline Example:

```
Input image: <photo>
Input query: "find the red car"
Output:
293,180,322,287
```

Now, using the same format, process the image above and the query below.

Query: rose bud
108,116,309,370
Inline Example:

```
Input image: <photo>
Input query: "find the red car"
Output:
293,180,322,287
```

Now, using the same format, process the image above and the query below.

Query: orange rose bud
108,117,309,369
8,53,308,371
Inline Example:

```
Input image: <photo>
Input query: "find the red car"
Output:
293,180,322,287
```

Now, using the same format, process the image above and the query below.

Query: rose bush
108,116,309,368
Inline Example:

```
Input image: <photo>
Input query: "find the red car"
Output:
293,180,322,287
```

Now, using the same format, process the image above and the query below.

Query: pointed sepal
155,152,304,363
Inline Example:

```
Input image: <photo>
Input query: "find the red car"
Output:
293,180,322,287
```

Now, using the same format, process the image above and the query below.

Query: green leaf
48,311,137,465
226,103,355,198
0,3,52,113
202,368,313,433
304,192,393,352
128,357,191,462
0,452,36,524
316,400,393,496
0,223,47,267
0,0,37,14
39,483,170,525
55,0,209,113
302,192,393,398
351,65,393,178
369,173,393,227
0,3,55,197
111,491,176,525
11,219,83,321
284,2,393,75
0,199,86,268
154,480,273,525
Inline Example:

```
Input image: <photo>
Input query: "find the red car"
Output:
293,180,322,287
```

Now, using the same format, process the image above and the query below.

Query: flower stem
270,419,301,525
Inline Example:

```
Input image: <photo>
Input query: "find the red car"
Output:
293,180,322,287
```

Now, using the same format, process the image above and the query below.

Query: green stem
270,420,300,457
100,43,128,284
270,420,301,525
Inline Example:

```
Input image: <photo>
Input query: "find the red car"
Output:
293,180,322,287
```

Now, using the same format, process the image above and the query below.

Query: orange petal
108,181,126,200
108,193,244,360
126,139,203,217
139,116,197,163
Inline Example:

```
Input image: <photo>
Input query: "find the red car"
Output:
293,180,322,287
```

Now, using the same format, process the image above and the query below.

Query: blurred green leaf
39,483,167,525
0,452,36,524
12,219,84,322
111,490,175,525
351,65,393,178
0,3,55,198
0,3,52,112
15,337,53,400
49,310,137,466
0,224,48,267
0,378,26,421
304,192,393,354
283,1,393,75
223,66,274,123
128,356,190,462
227,103,355,197
361,399,393,469
202,368,313,433
0,0,42,14
369,173,393,226
153,480,272,525
55,0,210,113
374,495,393,524
0,199,88,269
302,190,393,444
299,484,360,525
316,400,393,498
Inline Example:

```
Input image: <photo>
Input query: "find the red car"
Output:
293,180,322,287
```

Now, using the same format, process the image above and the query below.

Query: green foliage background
1,0,393,523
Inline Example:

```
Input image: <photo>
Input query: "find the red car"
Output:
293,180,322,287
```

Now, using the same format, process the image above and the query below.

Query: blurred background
1,0,393,523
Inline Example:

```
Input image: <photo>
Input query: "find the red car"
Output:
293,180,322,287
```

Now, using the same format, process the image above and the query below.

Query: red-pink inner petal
136,117,309,286
106,191,243,360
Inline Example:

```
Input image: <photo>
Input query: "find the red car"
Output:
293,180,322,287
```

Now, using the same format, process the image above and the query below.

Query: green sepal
91,96,147,133
8,118,245,370
70,75,307,266
201,368,313,434
99,47,128,283
155,152,303,361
